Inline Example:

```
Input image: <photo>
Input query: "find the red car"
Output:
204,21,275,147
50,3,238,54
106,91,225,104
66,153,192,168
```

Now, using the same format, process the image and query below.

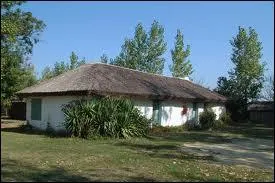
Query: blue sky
22,1,274,89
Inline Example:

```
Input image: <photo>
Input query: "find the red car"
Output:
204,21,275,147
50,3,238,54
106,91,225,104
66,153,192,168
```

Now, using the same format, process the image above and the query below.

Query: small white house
17,63,227,131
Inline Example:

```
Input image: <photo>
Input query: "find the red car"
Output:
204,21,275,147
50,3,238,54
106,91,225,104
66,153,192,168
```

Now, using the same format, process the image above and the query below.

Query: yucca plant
61,100,95,138
61,96,150,139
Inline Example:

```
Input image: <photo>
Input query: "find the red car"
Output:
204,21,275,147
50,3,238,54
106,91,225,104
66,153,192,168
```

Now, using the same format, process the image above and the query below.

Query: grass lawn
1,120,274,182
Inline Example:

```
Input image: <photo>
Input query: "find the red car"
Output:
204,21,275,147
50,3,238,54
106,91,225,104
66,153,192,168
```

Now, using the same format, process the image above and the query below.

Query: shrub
46,121,55,136
183,119,201,130
150,124,186,134
62,100,95,138
62,97,150,139
150,124,170,134
220,112,233,125
213,119,226,130
199,109,216,129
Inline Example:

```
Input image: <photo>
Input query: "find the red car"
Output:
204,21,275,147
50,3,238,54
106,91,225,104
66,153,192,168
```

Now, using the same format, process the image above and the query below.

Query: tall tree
170,29,193,78
41,66,53,80
69,51,78,70
261,75,274,101
100,54,109,64
40,52,86,80
53,61,68,77
1,1,45,109
215,26,265,119
145,20,167,74
111,20,167,74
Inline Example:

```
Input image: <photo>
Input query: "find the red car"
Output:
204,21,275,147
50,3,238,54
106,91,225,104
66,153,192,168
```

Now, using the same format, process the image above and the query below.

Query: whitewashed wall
26,96,87,131
211,104,226,120
160,101,195,126
133,100,153,119
26,95,226,131
26,96,153,131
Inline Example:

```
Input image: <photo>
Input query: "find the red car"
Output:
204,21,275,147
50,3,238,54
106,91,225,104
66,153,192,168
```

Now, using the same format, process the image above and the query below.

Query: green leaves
1,1,44,108
110,20,167,74
41,52,86,80
170,29,193,78
199,110,216,130
61,97,151,139
215,26,265,119
100,54,109,64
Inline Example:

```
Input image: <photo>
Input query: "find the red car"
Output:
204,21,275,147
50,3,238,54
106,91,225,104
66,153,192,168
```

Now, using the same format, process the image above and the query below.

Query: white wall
26,95,226,131
211,104,226,120
160,101,195,127
26,96,87,131
26,96,153,131
133,100,153,119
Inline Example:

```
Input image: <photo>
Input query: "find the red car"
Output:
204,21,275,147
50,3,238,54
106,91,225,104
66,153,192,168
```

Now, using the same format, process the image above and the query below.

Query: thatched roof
17,63,227,102
247,101,274,111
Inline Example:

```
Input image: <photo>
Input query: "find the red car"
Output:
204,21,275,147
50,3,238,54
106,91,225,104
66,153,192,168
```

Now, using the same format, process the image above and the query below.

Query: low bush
150,124,170,134
62,97,151,139
213,119,226,130
220,112,233,125
183,119,201,131
199,109,216,129
150,124,186,134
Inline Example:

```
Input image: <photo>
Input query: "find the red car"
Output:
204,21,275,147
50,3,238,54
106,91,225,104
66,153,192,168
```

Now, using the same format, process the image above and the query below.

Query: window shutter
31,99,42,120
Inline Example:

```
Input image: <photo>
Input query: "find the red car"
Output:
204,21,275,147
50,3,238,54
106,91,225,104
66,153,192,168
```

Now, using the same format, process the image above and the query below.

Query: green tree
110,39,136,69
53,61,68,77
1,1,45,110
100,54,109,64
215,26,265,119
69,51,78,69
41,66,53,80
170,29,193,78
40,52,86,80
111,20,167,74
261,75,274,101
145,20,166,74
19,61,37,88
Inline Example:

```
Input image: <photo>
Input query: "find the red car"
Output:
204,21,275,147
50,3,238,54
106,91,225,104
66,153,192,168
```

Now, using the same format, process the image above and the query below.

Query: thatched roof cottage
17,63,227,131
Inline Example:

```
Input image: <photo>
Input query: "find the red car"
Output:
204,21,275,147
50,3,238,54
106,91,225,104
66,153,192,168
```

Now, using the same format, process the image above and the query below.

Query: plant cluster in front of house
61,96,151,139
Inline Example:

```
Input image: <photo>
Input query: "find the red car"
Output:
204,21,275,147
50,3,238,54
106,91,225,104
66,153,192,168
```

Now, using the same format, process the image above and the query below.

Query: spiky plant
61,96,150,139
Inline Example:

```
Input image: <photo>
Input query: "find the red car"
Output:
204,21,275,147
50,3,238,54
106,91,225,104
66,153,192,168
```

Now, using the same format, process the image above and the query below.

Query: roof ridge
87,62,225,98
16,65,85,93
88,62,193,82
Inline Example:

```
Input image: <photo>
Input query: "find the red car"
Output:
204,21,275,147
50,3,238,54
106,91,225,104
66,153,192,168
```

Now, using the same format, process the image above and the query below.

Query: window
31,98,42,120
153,100,161,124
192,103,198,120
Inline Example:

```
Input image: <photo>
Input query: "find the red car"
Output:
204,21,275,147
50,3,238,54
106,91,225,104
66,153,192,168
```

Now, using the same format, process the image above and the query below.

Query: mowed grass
1,120,273,182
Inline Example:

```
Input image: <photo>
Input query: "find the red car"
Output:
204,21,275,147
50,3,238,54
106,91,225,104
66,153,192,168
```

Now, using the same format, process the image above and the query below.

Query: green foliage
41,51,86,80
213,119,226,130
41,66,53,80
61,97,151,139
150,123,186,134
61,100,95,138
100,54,109,64
170,29,193,78
199,109,216,129
215,26,265,119
220,112,233,125
110,20,167,74
183,119,201,131
261,75,274,101
1,1,44,108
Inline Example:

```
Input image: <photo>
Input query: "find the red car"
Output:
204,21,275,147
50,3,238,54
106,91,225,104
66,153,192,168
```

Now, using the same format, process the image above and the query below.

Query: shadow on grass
1,124,69,138
214,122,274,140
1,158,157,182
115,142,215,161
1,159,90,182
147,132,234,144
